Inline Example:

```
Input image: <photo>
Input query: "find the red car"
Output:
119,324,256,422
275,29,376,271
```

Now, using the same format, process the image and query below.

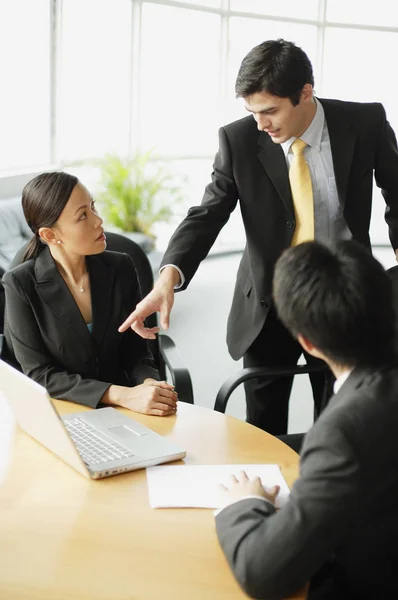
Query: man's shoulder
304,365,398,450
221,115,258,138
319,97,385,122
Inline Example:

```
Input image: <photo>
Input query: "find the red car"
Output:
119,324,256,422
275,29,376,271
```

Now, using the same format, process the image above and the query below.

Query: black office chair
2,232,194,404
214,363,332,455
214,363,329,414
0,278,4,338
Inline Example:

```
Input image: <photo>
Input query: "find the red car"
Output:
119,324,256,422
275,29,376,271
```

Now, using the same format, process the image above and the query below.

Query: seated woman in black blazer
2,172,177,416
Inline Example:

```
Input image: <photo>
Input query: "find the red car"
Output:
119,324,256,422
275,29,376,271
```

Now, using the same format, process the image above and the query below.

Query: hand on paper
219,470,280,508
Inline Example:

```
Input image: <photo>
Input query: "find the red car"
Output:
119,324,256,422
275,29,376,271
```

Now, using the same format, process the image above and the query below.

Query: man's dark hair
273,241,397,368
235,39,314,106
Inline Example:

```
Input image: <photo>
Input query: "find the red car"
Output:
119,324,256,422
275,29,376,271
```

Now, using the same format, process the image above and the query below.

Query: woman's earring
57,240,61,245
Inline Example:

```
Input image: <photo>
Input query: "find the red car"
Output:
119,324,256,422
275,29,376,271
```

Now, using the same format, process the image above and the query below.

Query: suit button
260,299,269,308
285,221,293,229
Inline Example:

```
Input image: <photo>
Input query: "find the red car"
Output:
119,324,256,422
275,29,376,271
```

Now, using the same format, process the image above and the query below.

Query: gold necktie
289,139,314,246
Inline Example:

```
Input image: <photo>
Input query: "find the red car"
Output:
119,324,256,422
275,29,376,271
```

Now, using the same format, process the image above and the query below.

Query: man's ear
297,334,324,360
300,83,314,103
38,227,57,246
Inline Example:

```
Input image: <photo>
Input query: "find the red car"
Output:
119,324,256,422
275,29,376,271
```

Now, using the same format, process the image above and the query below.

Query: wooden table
0,399,305,600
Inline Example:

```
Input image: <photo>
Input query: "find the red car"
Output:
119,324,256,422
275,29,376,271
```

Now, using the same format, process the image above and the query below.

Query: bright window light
0,0,51,171
58,0,131,162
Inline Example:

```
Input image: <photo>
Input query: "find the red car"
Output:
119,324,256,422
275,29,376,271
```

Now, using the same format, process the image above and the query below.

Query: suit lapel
257,132,295,217
35,247,92,350
319,98,357,210
87,254,115,348
257,100,358,215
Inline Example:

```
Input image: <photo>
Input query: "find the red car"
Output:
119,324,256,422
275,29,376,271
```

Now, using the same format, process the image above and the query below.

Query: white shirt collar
281,97,324,157
333,368,353,394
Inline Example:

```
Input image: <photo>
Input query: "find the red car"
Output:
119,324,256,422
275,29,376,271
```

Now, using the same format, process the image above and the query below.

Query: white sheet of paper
146,464,291,509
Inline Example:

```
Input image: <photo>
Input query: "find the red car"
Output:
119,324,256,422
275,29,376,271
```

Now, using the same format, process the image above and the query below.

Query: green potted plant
95,151,183,251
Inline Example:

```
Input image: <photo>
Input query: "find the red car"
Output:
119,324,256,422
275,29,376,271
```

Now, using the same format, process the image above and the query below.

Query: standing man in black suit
120,39,398,434
215,240,398,600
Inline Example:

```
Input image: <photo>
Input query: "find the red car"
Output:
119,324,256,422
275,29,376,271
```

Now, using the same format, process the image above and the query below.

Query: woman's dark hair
235,39,314,105
22,172,78,262
273,240,397,369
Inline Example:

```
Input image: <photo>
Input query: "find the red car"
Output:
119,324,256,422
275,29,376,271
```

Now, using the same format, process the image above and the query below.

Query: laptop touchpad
108,425,148,439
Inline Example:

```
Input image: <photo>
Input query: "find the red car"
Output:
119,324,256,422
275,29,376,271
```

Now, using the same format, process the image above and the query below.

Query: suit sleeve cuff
159,264,185,289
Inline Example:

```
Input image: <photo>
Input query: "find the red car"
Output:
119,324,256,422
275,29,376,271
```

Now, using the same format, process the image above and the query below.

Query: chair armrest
159,334,194,405
214,364,327,413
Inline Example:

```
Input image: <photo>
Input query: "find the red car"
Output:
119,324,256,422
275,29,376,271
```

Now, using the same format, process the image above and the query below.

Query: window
322,26,398,246
0,0,51,171
172,0,222,7
1,0,398,250
230,0,319,21
58,0,131,162
322,27,398,131
326,0,398,28
150,157,246,251
139,3,221,156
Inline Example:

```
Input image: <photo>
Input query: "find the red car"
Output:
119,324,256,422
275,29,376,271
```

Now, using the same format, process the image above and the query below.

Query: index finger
118,310,141,333
118,311,159,338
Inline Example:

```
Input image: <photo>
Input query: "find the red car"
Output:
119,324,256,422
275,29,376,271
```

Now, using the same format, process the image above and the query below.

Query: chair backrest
0,197,32,334
0,281,4,334
102,232,155,308
387,265,398,296
0,197,32,275
98,232,163,375
5,231,164,376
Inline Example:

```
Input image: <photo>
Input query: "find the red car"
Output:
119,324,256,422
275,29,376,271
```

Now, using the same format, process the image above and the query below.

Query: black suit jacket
2,248,158,407
161,99,398,359
216,364,398,599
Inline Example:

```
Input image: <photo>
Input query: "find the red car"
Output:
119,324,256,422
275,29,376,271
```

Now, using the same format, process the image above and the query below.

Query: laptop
0,359,186,479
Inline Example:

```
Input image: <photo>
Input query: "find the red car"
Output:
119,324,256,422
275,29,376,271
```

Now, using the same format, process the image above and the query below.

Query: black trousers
243,305,333,435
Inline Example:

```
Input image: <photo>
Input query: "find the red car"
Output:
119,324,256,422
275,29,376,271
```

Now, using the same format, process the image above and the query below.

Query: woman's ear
38,227,58,246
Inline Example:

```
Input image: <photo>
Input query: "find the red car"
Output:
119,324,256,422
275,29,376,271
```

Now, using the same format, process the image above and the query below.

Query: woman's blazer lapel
34,248,114,353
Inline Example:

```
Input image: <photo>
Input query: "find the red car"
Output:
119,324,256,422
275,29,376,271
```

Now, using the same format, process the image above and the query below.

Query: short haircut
273,241,397,368
235,38,314,105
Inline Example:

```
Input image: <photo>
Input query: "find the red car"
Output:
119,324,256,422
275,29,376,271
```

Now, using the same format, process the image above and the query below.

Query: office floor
162,246,398,434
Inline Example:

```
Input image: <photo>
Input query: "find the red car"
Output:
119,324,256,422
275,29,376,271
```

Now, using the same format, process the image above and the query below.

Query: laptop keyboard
64,416,135,466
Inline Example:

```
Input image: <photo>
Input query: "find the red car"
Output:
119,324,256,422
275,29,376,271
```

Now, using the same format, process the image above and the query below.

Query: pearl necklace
67,272,87,293
60,267,88,294
78,272,87,293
